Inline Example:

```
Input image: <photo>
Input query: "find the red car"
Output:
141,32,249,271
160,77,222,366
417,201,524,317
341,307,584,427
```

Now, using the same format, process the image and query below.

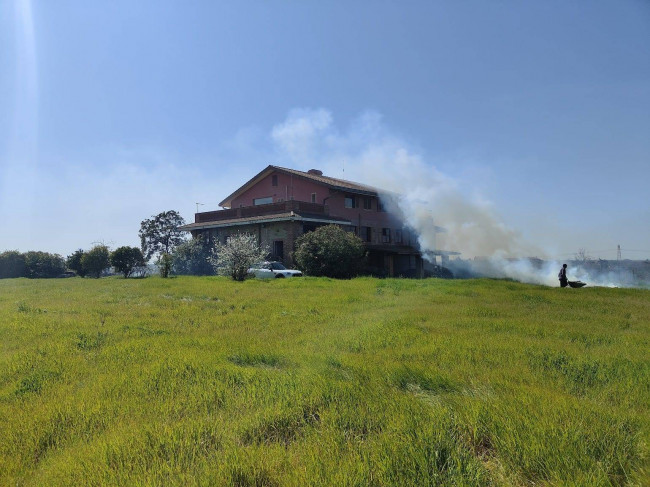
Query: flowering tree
210,234,268,281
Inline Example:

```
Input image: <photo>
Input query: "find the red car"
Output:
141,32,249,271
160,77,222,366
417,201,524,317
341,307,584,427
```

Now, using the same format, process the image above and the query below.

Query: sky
1,0,649,261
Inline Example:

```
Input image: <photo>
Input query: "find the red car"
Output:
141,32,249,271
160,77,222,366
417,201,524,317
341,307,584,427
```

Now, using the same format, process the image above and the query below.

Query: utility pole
617,244,621,262
195,202,204,213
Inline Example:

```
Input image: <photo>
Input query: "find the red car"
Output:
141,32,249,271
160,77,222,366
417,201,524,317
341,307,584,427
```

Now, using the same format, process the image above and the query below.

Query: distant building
180,165,426,276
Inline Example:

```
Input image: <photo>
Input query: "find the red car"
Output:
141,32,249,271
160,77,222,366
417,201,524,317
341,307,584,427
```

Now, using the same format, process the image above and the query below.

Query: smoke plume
272,109,536,258
271,109,648,288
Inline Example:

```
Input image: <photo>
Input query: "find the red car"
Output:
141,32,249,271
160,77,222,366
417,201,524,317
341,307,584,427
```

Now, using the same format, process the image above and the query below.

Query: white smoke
272,109,537,258
448,257,648,289
271,108,648,288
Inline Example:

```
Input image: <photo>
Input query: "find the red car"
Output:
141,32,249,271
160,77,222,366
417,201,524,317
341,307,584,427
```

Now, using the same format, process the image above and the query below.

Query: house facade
180,166,425,277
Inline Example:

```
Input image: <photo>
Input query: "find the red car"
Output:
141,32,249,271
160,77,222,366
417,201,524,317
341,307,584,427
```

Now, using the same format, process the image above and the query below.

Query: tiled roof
179,212,352,231
272,166,379,194
218,165,381,208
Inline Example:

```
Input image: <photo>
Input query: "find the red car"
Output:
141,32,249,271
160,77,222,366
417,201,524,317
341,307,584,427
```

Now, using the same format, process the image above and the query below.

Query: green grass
0,276,648,486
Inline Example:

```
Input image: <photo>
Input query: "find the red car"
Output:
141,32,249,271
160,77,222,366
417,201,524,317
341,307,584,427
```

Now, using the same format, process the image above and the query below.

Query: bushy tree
139,211,186,261
24,251,66,278
111,246,145,278
294,225,366,278
0,251,26,278
81,245,110,278
157,253,173,278
172,237,215,275
66,249,88,277
210,234,268,281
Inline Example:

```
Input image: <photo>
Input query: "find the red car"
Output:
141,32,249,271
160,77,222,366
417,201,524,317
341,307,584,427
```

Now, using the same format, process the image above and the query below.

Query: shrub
23,251,66,278
66,249,88,277
157,252,173,278
294,225,366,278
172,237,215,276
81,245,110,278
111,246,145,278
0,250,26,278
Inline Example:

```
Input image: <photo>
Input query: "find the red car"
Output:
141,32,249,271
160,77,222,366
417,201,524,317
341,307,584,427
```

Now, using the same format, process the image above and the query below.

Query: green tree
66,249,88,277
81,245,110,278
110,246,145,278
210,233,268,281
172,236,215,275
139,211,186,261
157,253,173,278
0,251,26,278
23,251,66,278
294,225,366,278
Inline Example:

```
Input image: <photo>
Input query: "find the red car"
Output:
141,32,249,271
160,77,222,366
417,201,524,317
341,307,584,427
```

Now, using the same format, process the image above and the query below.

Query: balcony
195,200,328,223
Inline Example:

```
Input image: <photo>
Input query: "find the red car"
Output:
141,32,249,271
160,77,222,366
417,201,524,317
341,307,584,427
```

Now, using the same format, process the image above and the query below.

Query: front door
273,240,284,262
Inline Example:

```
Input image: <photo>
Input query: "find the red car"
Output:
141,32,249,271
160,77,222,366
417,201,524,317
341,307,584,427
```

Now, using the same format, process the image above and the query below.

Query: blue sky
1,0,649,260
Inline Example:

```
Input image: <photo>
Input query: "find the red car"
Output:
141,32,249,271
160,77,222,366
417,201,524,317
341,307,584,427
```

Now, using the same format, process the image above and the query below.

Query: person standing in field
558,263,568,288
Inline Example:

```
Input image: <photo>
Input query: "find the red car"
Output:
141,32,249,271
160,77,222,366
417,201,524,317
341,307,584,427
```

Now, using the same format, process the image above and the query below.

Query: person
558,264,568,288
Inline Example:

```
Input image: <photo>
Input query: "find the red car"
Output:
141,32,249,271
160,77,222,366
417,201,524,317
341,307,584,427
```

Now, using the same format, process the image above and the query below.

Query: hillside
1,277,648,486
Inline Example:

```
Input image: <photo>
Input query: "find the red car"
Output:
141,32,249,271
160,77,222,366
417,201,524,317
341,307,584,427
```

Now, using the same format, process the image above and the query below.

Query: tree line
1,210,366,280
0,245,146,279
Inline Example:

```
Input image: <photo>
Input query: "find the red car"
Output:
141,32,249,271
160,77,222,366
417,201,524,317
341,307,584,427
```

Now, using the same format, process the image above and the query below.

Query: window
363,197,372,210
344,195,357,208
254,197,273,205
311,193,317,203
361,226,372,242
395,229,403,244
377,199,386,212
382,228,391,243
271,175,278,186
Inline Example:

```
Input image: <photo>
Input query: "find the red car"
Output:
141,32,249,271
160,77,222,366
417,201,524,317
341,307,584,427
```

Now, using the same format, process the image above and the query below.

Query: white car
248,261,303,279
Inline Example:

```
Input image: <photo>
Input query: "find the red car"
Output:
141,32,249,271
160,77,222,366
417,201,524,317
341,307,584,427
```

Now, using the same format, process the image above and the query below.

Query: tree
66,249,88,277
139,211,186,261
157,253,173,278
23,251,66,278
0,251,26,278
210,233,268,281
111,246,145,278
575,248,592,263
172,237,215,275
294,225,366,278
81,245,110,278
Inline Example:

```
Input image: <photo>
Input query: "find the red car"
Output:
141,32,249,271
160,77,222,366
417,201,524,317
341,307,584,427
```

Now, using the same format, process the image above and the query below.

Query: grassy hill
0,276,648,486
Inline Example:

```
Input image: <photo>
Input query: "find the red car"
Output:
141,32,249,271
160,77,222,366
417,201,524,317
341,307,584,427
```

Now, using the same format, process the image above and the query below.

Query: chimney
308,169,323,176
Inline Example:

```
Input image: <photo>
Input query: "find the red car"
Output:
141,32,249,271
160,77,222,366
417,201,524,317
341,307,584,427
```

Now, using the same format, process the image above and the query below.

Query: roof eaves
218,165,275,208
179,212,352,232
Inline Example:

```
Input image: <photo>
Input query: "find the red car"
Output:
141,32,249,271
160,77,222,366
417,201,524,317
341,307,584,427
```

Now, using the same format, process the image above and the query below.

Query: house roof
179,211,352,232
218,165,380,208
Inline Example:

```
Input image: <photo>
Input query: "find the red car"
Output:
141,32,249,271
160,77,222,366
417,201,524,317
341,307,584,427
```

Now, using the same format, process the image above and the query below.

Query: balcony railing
195,200,328,223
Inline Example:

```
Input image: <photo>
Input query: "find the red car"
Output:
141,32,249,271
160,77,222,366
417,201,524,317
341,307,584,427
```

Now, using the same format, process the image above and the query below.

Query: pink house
180,166,424,276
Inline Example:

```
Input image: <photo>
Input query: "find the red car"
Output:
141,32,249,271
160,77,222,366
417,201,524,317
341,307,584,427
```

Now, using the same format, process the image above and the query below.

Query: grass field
0,276,648,486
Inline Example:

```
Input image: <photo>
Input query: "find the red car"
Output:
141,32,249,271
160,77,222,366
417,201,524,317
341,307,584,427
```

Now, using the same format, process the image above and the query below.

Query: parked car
248,262,302,279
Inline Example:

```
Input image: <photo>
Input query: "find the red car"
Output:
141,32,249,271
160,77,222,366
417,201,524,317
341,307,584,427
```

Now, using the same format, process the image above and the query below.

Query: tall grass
0,276,648,485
